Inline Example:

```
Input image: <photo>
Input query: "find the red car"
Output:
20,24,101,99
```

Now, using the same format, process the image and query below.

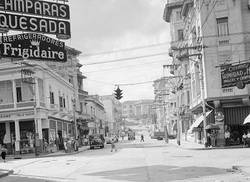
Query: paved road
1,138,250,182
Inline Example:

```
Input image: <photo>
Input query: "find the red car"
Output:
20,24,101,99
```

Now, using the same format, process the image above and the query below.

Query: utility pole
198,55,207,147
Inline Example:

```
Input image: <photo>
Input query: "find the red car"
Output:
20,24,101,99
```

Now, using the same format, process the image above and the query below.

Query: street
0,135,250,182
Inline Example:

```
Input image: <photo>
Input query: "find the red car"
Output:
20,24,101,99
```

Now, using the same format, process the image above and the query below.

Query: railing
0,103,14,110
17,101,35,108
50,104,59,110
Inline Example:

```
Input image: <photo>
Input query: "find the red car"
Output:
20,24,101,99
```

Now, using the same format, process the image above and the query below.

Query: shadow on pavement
85,165,227,182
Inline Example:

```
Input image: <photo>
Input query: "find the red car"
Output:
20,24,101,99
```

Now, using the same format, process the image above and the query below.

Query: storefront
223,106,250,145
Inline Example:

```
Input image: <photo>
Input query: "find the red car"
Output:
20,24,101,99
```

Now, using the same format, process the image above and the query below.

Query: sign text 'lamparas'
0,33,67,62
0,0,70,19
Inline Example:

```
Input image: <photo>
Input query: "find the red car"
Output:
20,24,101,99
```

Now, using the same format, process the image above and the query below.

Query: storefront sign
0,110,34,120
0,0,70,19
0,33,67,62
221,62,250,88
0,13,71,37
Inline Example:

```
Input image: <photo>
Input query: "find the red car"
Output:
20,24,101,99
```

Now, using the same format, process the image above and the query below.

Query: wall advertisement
0,0,71,38
0,33,67,62
221,62,250,88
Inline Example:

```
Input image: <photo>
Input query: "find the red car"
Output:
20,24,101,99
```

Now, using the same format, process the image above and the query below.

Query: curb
0,169,14,178
7,147,90,160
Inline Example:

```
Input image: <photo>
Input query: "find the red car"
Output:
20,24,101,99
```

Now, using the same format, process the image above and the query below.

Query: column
34,78,40,107
14,120,20,154
12,80,17,108
37,118,43,140
5,122,11,143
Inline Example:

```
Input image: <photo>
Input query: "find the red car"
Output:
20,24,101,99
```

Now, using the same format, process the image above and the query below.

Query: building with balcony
164,0,250,146
84,95,107,136
0,46,88,154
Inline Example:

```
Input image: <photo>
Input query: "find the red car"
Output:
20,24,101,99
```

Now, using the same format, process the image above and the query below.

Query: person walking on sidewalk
1,145,7,163
140,134,144,142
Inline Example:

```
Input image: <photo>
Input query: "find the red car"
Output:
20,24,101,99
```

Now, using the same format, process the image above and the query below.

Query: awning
244,114,250,124
188,111,212,133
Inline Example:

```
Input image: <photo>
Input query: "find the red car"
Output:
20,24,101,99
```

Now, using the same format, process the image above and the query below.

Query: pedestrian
224,130,230,146
140,134,144,142
1,145,7,162
242,132,247,147
111,138,117,152
64,139,68,153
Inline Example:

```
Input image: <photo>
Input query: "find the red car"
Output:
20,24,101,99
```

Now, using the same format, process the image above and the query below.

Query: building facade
0,46,89,154
84,95,106,136
100,95,122,136
164,0,250,146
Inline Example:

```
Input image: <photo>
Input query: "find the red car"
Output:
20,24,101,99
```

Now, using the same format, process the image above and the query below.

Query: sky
67,0,171,101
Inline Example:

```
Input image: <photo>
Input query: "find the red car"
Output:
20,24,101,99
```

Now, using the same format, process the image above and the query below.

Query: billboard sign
0,33,67,62
0,13,71,37
221,62,250,88
0,0,70,20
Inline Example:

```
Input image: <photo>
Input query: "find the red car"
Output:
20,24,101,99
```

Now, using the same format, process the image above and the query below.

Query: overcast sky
68,0,171,101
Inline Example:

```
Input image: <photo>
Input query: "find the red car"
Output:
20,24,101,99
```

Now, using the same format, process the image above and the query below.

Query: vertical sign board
0,0,71,38
0,33,67,62
221,62,250,88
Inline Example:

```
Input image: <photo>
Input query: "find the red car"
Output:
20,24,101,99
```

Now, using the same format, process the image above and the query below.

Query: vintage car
89,135,105,149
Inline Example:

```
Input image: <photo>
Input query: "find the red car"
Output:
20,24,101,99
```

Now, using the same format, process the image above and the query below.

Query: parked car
89,135,104,149
151,131,165,140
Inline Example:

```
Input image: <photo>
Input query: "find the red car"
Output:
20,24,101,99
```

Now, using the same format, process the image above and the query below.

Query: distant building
100,95,122,136
122,100,155,124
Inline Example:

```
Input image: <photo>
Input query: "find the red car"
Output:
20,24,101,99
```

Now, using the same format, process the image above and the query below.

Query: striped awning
188,111,212,133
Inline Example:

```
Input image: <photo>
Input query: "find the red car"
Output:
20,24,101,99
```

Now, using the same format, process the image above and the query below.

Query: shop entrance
19,120,35,154
224,106,250,145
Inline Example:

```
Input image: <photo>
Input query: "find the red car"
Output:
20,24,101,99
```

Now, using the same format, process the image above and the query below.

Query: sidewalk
6,145,90,161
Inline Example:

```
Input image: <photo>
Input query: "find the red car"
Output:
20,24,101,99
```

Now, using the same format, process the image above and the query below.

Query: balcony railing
0,103,14,110
17,101,35,108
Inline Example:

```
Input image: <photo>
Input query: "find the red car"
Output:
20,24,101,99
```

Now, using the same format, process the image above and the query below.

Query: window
59,96,63,108
217,17,229,36
187,90,190,105
16,87,22,102
49,91,54,104
176,10,181,21
177,29,184,41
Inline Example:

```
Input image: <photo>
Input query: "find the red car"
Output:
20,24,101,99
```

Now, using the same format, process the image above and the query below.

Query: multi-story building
153,77,179,135
122,100,154,123
0,46,89,154
163,0,193,144
122,101,136,118
100,95,122,136
84,95,106,136
164,0,250,146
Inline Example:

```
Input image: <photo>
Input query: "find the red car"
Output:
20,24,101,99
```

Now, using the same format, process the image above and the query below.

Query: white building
100,95,122,136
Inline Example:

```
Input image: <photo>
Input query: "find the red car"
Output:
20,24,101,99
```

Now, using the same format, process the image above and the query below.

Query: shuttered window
217,17,229,36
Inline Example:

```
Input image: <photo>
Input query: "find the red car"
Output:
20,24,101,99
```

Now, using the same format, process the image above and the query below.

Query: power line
83,52,169,66
81,42,170,57
84,59,170,73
